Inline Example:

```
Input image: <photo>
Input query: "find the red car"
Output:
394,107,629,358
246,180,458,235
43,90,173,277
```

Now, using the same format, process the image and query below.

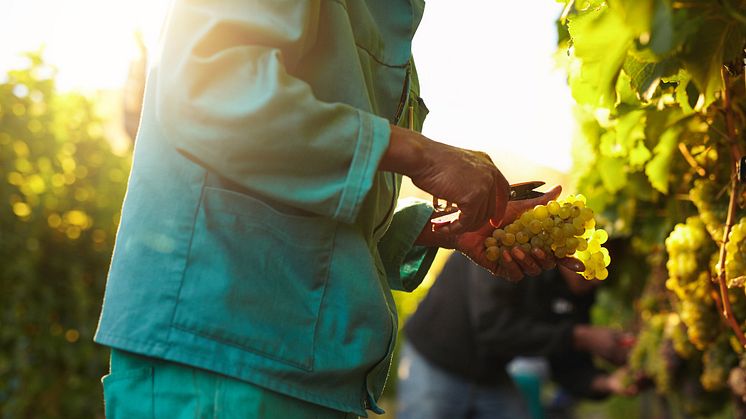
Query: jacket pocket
102,367,154,419
173,186,336,371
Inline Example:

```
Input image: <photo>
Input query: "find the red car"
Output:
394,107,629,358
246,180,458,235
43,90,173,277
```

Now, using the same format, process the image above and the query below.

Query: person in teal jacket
95,1,578,417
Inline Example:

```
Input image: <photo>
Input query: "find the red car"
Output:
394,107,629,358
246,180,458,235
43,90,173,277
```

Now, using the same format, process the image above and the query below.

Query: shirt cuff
378,198,438,292
333,110,391,224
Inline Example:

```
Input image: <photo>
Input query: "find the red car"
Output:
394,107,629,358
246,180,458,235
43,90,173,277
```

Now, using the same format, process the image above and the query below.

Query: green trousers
102,349,359,419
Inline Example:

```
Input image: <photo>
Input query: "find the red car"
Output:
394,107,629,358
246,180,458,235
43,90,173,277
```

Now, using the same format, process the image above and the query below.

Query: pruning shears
430,181,546,227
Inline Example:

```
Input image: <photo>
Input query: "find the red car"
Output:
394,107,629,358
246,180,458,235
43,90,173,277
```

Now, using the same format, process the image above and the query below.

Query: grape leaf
623,55,677,101
608,0,653,34
568,5,635,107
630,141,652,168
645,126,679,193
681,19,739,107
599,155,628,193
647,0,677,56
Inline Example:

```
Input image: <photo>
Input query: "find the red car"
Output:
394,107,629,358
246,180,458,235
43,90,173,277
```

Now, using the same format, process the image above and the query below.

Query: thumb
494,185,563,227
515,185,562,210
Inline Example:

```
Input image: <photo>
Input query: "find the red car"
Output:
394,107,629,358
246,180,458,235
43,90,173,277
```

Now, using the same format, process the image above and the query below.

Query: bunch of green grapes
674,273,721,350
483,194,610,280
664,217,711,283
669,313,697,360
664,217,721,350
628,313,674,393
690,179,727,242
700,335,738,391
680,288,720,350
725,218,746,287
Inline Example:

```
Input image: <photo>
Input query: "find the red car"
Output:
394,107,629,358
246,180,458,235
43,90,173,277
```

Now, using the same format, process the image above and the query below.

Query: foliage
0,53,130,418
557,0,746,415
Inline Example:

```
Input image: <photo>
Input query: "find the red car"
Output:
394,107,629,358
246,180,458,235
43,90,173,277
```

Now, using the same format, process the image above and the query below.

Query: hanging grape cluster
483,194,611,280
690,179,727,242
701,335,738,392
664,217,720,350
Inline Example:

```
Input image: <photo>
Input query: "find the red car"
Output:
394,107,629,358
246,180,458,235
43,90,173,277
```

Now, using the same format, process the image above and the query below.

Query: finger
436,220,464,235
469,190,491,231
511,247,542,277
531,247,556,270
510,185,563,214
499,249,524,282
448,200,485,234
558,257,585,272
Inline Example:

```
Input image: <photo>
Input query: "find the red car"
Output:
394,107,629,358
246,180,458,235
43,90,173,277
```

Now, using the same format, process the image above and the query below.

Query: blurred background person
397,250,637,419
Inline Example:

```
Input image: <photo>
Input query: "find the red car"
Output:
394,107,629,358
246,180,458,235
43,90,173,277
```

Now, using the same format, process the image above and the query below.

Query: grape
547,201,560,215
533,205,548,220
664,217,721,350
700,336,737,391
485,246,500,262
690,179,727,242
627,314,675,393
725,217,746,287
482,194,610,280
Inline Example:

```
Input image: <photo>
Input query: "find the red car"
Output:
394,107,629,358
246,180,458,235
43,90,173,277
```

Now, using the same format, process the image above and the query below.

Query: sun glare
1,0,171,91
2,0,575,178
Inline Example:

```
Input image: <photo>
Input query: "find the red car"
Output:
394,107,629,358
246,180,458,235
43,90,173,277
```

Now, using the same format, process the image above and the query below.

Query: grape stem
677,143,706,176
713,68,746,348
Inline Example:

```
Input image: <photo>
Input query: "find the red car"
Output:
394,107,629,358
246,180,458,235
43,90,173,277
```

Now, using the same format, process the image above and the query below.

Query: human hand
574,325,631,366
380,126,509,234
592,368,640,396
416,186,584,281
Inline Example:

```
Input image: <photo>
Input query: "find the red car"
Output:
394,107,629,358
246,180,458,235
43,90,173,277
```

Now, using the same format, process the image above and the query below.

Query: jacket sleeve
467,268,577,359
377,198,438,292
155,0,391,223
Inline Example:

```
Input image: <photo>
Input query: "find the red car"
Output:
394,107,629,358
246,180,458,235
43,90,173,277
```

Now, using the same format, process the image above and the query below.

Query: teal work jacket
94,0,436,415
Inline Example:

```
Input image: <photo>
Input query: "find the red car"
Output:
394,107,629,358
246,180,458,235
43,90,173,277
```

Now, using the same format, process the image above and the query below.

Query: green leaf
630,141,653,168
600,109,647,158
599,155,628,193
615,70,644,107
645,126,679,193
622,55,678,101
568,4,635,107
608,0,653,35
623,55,662,101
648,0,677,56
681,19,739,107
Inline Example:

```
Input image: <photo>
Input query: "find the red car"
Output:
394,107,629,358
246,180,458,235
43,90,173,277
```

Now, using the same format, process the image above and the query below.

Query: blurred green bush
0,53,131,418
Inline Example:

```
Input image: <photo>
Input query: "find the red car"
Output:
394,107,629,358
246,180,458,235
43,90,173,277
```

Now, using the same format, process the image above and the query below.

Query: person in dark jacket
396,251,636,419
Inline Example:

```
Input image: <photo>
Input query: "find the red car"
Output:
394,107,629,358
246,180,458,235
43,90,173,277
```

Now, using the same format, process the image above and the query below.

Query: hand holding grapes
417,185,585,281
455,185,585,280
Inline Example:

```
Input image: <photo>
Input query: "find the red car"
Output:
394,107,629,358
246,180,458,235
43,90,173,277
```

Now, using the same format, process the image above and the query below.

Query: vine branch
714,68,746,347
678,143,707,176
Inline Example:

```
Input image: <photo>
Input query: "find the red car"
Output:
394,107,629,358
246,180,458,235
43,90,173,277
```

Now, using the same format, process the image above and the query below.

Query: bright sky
0,0,575,174
0,0,170,90
413,2,575,174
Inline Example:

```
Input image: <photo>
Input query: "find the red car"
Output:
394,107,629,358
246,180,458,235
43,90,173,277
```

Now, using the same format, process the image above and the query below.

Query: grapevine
556,0,746,414
482,194,610,280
